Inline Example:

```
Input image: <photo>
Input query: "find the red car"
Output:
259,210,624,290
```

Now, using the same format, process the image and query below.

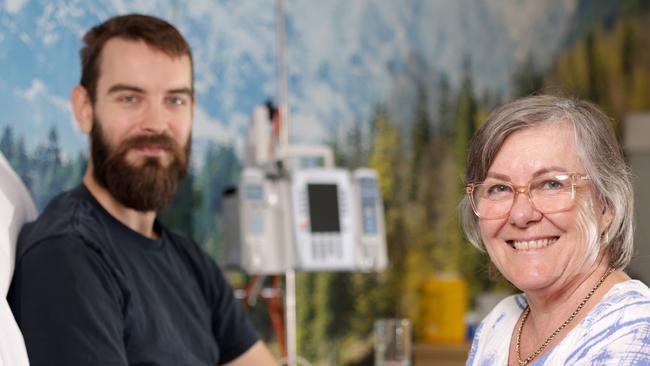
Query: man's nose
140,102,168,134
508,191,543,227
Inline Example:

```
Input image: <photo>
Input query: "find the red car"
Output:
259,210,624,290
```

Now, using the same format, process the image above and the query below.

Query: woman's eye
540,179,565,190
485,184,512,196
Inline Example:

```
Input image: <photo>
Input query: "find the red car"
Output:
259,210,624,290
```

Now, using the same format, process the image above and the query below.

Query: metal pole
284,268,297,366
276,1,297,365
276,0,290,148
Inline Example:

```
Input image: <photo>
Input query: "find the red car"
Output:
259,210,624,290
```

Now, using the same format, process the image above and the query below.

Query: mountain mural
1,0,579,162
4,1,650,364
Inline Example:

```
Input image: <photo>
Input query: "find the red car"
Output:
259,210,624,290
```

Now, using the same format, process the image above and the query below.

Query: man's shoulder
162,226,194,246
161,225,212,266
18,185,106,258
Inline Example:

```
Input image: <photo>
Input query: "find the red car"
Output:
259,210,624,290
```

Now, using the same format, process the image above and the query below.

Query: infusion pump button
311,235,342,260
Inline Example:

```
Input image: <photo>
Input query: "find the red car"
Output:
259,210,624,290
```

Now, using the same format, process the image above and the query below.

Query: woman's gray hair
460,95,634,270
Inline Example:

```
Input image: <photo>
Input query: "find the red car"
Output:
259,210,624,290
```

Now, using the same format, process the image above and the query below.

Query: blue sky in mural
0,0,578,164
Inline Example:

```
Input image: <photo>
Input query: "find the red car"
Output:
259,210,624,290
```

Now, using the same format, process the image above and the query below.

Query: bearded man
8,14,277,366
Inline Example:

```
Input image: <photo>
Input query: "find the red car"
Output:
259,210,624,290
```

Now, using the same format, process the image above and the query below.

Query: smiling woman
462,95,650,366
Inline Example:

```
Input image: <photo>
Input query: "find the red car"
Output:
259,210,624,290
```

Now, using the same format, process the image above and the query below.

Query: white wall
625,113,650,283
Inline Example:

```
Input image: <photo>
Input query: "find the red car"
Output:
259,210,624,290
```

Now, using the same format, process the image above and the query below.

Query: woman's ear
600,202,614,236
71,85,93,134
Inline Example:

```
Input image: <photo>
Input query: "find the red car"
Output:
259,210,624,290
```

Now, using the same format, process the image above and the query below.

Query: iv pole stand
275,1,298,365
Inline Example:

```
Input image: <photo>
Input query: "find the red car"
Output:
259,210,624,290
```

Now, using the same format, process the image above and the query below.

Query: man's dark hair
79,13,194,103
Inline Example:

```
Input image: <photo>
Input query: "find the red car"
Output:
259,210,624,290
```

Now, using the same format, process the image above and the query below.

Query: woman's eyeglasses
465,173,590,219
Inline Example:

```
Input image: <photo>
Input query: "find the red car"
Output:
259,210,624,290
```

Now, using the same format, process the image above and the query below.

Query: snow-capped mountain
0,0,578,163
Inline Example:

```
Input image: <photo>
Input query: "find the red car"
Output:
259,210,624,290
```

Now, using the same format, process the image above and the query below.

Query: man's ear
71,85,93,134
191,95,196,118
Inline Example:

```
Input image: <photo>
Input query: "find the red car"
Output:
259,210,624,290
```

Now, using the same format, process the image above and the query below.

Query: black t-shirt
8,184,259,366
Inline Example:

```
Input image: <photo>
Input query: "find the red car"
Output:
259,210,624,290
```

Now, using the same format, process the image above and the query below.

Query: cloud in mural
192,105,240,145
8,78,84,159
13,79,74,125
4,0,30,14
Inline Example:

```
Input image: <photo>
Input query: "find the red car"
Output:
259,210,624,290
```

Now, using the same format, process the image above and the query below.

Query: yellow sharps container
419,275,467,343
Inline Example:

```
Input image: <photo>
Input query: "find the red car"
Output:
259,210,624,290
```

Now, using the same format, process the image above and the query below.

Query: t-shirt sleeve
8,235,128,366
202,256,259,364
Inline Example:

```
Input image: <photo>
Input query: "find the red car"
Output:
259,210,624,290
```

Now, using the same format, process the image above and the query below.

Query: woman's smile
507,237,559,250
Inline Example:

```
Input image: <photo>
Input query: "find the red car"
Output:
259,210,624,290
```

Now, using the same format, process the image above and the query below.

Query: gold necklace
515,267,615,366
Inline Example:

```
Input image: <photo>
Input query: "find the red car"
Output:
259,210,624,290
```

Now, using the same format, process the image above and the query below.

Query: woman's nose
508,192,543,227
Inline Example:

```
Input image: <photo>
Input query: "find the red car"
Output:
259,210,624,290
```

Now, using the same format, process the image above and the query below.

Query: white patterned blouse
467,279,650,365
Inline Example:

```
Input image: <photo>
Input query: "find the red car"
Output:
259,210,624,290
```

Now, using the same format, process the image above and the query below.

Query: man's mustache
116,134,180,156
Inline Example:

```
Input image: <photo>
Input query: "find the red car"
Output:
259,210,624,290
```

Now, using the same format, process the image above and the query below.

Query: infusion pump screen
307,184,340,233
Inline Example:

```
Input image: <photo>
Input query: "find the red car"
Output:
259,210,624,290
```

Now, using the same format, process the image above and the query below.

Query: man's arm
8,236,128,366
223,341,278,366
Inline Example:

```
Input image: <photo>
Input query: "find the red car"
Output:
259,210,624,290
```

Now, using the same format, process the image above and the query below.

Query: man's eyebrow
168,87,194,97
107,84,144,94
106,84,194,99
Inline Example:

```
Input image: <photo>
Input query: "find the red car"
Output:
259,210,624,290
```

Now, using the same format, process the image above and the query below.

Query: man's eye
167,96,188,106
119,95,138,103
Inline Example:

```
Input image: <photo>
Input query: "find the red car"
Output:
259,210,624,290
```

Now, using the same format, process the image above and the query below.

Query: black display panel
307,183,340,233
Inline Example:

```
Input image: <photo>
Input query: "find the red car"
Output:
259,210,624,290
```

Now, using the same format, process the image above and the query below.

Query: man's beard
90,117,190,212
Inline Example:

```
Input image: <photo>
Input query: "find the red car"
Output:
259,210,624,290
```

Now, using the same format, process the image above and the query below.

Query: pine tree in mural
409,82,431,199
195,142,242,258
1,126,14,160
1,125,85,210
513,54,544,98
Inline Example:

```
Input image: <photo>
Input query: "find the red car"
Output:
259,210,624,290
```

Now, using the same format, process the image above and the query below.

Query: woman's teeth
510,237,558,250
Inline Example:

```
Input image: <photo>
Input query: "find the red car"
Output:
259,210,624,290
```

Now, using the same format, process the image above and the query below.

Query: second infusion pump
224,167,387,273
291,169,356,271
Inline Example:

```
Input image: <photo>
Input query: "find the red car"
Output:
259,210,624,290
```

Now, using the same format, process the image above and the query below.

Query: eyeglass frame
465,172,591,219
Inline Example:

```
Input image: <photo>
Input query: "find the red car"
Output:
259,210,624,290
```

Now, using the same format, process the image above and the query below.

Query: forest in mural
2,0,650,364
0,126,240,258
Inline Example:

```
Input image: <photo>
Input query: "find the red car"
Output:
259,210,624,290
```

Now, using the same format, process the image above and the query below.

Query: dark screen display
307,184,340,233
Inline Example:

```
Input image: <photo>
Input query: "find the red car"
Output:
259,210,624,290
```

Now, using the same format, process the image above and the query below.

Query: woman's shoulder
595,279,650,316
487,293,527,320
608,279,650,299
473,293,526,341
588,279,650,323
558,280,650,364
466,294,524,365
578,279,650,329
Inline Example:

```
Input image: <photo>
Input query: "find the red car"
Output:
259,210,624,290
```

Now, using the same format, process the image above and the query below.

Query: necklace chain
515,267,615,366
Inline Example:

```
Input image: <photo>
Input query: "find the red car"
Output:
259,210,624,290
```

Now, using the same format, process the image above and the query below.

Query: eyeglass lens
471,175,577,219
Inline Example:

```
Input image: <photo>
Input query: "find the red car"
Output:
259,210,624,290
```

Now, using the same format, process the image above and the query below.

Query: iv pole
275,1,298,365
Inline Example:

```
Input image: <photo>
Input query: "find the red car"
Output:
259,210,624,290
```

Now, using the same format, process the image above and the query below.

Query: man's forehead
96,38,192,92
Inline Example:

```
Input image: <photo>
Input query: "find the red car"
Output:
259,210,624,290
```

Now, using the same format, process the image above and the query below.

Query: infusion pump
291,168,356,271
223,167,387,273
223,104,387,274
223,168,288,274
